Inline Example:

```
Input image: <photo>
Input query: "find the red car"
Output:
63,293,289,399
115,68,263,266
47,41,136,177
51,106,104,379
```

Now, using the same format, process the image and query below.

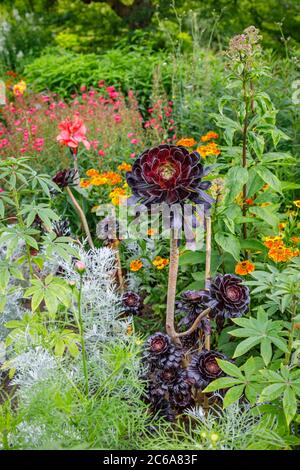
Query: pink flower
57,115,91,150
75,260,86,273
98,80,105,87
0,188,4,193
98,149,105,156
130,138,139,145
114,114,122,123
130,153,136,159
106,86,115,93
127,132,134,138
80,85,87,92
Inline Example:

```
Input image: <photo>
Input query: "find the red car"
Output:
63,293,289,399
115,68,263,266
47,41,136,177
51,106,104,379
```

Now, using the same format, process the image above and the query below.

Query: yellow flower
152,256,169,270
90,175,108,186
117,162,132,172
197,142,221,158
13,80,26,96
79,179,91,188
210,433,219,443
130,259,143,272
260,202,271,207
176,137,197,147
235,260,255,276
293,200,300,208
109,187,127,206
263,235,283,249
86,168,99,177
268,245,299,263
278,222,286,231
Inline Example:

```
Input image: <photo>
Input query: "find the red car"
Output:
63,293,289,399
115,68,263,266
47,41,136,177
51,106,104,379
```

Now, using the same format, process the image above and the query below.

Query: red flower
57,115,91,151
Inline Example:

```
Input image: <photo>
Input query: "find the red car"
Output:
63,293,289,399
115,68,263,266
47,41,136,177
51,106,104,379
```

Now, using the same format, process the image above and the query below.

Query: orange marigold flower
86,168,99,177
147,228,156,236
263,235,284,249
235,260,255,276
268,245,299,263
176,137,197,147
201,131,219,142
90,175,108,186
117,162,132,172
152,256,169,270
197,142,221,158
130,259,143,272
79,179,91,188
291,236,300,244
109,187,127,206
293,200,300,208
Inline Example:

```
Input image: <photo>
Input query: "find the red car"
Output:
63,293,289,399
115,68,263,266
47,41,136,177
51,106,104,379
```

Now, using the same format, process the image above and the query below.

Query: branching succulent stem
66,187,94,249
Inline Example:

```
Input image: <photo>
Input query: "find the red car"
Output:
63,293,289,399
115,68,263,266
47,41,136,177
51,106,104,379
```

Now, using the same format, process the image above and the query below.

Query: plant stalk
166,230,181,346
77,275,89,396
204,214,212,350
66,187,94,249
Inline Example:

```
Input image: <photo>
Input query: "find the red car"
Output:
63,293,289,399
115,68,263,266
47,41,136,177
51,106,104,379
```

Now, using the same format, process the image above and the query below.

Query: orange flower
152,256,169,270
147,228,156,236
201,131,219,142
268,245,299,263
263,235,284,249
90,174,108,186
117,162,132,172
235,260,255,276
278,223,286,231
293,200,300,208
262,184,270,191
79,179,91,188
13,80,26,96
197,142,221,158
176,137,197,147
105,172,122,185
109,187,127,206
130,259,143,272
86,168,99,177
291,236,300,244
245,198,254,205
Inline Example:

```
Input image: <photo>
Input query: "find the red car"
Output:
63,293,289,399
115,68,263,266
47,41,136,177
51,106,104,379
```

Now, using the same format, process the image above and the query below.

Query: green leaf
223,384,245,408
239,238,267,253
254,166,282,194
249,206,279,228
259,383,286,402
224,166,248,201
233,336,261,358
283,387,297,426
216,359,245,380
202,377,242,393
215,232,240,261
31,289,44,311
260,337,272,365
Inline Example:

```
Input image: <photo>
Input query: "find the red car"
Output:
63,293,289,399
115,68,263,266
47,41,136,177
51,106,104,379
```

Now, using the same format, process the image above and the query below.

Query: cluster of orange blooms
80,168,122,188
130,259,143,272
109,187,127,206
263,235,300,263
152,256,169,270
176,132,221,159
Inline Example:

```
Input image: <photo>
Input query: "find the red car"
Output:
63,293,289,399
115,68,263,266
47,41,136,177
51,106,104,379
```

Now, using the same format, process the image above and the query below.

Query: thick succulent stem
112,241,125,292
176,307,211,338
204,215,212,351
66,187,94,249
166,230,181,346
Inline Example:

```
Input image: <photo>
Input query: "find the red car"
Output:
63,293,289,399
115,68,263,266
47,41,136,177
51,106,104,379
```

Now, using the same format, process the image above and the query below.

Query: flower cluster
152,256,169,270
263,236,300,263
80,169,122,188
197,141,221,158
176,132,221,159
13,80,26,96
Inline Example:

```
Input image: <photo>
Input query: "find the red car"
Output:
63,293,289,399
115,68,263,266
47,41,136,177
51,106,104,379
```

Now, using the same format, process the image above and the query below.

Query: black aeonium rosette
126,144,214,208
142,332,183,370
52,168,79,191
209,274,250,319
122,291,142,315
187,349,227,390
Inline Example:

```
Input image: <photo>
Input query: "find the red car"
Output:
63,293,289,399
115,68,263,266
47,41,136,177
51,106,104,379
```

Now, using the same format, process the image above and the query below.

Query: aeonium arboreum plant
126,144,214,346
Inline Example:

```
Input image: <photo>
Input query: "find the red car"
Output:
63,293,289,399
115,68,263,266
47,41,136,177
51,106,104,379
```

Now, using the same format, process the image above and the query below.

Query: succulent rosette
209,274,250,319
122,291,142,315
142,332,183,370
126,144,213,208
187,349,227,389
52,168,79,190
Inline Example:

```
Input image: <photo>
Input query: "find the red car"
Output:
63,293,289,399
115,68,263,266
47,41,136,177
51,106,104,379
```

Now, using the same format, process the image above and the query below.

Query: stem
66,187,94,249
77,275,89,395
204,215,212,350
112,241,124,292
176,307,211,338
166,230,181,346
13,189,34,277
242,76,249,242
285,299,298,365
